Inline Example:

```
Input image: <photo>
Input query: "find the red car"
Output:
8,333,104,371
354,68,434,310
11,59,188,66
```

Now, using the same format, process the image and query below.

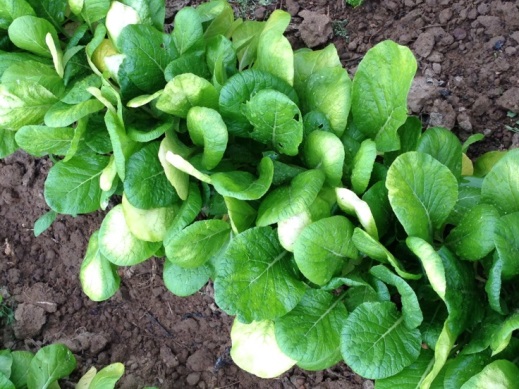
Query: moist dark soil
2,0,519,388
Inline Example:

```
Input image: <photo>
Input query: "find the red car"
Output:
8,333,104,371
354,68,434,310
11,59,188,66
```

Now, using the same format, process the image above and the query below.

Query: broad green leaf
416,127,463,179
15,125,74,157
164,52,210,82
33,210,57,237
165,220,231,268
375,349,434,389
172,7,203,55
27,344,76,389
0,374,14,389
303,130,344,186
490,312,519,356
165,152,212,184
127,118,171,143
99,205,160,266
118,25,171,93
206,34,236,86
473,151,506,177
80,0,110,26
214,227,306,322
2,61,64,97
485,254,506,315
445,204,499,261
119,0,164,31
224,197,257,234
187,106,228,169
353,228,421,280
294,44,342,95
0,81,59,130
44,99,104,128
302,67,351,137
341,301,422,379
163,260,212,297
275,289,348,370
219,69,299,136
294,216,357,286
481,148,519,215
362,181,392,238
255,30,293,85
196,0,234,38
277,210,312,252
370,265,423,329
244,89,303,156
494,212,519,279
124,141,179,209
76,367,96,389
62,116,88,162
351,139,376,194
386,152,458,242
384,115,422,165
8,16,57,57
444,353,490,389
0,0,35,29
0,129,18,158
61,74,102,105
105,1,140,46
44,153,108,215
88,363,124,389
447,185,481,225
256,169,325,226
121,194,178,242
460,360,519,389
230,319,296,379
351,41,417,151
79,231,121,301
156,73,219,118
163,183,202,245
68,0,84,15
158,132,193,200
212,157,274,200
0,350,12,378
231,21,264,71
0,51,52,76
9,351,33,389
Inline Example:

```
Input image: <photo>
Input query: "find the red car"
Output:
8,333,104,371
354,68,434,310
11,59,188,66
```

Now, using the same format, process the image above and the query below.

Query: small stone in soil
186,372,201,386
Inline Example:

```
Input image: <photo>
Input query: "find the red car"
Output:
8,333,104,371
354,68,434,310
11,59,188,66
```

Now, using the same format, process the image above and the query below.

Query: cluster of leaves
1,0,518,387
0,343,126,388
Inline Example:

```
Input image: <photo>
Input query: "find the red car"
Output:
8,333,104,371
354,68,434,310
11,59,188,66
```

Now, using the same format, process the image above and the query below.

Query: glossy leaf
87,363,124,389
8,15,57,57
27,344,76,389
460,360,519,389
416,127,463,179
163,260,212,297
351,138,376,194
303,130,345,186
494,212,519,279
255,30,293,85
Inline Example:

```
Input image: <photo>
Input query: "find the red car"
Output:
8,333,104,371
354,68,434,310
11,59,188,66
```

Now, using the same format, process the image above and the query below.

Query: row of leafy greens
1,0,518,387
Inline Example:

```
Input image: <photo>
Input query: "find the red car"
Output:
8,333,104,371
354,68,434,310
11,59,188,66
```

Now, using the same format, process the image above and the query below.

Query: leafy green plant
1,1,518,388
0,343,124,389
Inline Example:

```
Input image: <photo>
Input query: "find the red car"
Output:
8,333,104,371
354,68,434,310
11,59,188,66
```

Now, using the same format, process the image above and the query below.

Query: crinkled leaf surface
2,60,64,97
27,344,76,389
0,129,18,158
375,349,434,389
15,125,74,157
386,152,458,242
275,289,348,370
416,127,462,179
341,301,422,379
214,227,306,322
24,0,67,29
351,40,416,151
294,216,357,286
443,353,490,389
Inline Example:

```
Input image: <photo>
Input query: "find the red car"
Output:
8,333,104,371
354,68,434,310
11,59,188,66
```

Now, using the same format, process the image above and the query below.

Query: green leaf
24,0,67,30
244,89,303,156
79,231,121,301
118,0,164,31
27,344,76,389
15,125,74,157
0,0,35,29
8,15,57,57
214,227,306,322
9,351,33,389
187,106,228,170
224,197,257,234
76,366,97,389
121,194,178,242
44,153,108,215
361,181,391,238
473,151,506,177
163,183,202,244
0,81,59,130
416,127,463,179
165,220,230,268
293,44,341,95
301,67,351,137
494,212,519,279
255,30,293,85
485,254,506,314
0,129,18,158
124,141,179,209
99,205,160,266
0,350,12,378
384,115,422,165
444,353,490,389
230,319,296,379
80,0,110,26
375,349,435,389
104,110,138,182
105,1,141,46
386,151,458,242
490,312,519,356
445,204,500,261
294,216,357,286
87,362,124,389
219,69,299,136
256,169,325,226
275,289,348,370
277,210,312,252
172,7,203,55
447,185,481,225
341,301,421,379
351,138,376,194
61,74,102,104
460,360,519,389
118,24,171,93
303,130,345,186
481,149,519,215
0,374,14,389
212,156,274,200
33,210,57,237
351,41,417,152
44,99,104,128
156,73,218,118
158,132,192,200
2,60,64,97
370,265,423,329
163,260,212,297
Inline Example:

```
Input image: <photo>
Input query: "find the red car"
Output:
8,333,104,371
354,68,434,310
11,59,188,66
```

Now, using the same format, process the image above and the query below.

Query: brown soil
2,0,519,388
